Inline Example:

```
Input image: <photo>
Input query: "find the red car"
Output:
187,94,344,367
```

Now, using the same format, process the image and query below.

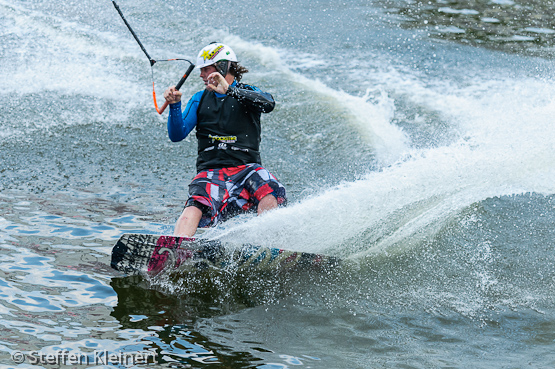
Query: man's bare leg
174,206,202,237
175,196,276,237
258,194,278,215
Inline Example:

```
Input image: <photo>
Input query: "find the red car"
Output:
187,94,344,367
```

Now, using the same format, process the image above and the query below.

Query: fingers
206,73,228,94
163,86,182,103
163,86,175,100
206,72,222,87
208,72,223,81
206,83,223,94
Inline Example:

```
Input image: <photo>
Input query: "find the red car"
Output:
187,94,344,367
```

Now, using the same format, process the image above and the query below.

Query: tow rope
111,0,195,114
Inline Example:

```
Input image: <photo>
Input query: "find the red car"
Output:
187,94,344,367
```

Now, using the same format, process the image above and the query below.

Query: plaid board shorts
185,163,287,228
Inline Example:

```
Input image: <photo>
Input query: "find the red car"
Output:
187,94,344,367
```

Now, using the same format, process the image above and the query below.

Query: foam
218,34,410,166
207,72,555,257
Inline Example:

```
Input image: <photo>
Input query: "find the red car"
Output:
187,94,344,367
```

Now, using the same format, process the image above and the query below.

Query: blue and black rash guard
167,81,275,172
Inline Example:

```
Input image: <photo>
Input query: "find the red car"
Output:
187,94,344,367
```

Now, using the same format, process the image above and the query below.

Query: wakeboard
111,233,339,276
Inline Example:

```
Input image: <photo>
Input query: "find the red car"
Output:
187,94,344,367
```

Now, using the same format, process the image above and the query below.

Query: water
1,0,555,367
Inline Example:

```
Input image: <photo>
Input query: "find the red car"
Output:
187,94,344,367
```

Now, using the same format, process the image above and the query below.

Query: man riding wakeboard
163,42,287,237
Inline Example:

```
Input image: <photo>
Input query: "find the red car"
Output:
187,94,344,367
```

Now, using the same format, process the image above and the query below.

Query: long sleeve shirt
167,81,275,143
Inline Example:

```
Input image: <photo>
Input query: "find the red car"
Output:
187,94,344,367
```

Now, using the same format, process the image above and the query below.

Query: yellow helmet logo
202,45,224,61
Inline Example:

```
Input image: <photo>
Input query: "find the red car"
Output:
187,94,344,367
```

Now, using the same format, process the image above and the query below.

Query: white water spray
208,73,555,257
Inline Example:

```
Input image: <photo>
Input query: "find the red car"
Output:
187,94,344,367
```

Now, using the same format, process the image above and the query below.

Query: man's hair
229,62,248,82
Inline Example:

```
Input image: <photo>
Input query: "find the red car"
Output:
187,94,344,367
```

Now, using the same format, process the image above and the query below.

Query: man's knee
258,194,278,215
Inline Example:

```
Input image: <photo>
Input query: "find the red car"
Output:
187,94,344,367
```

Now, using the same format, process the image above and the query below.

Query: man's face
200,65,219,86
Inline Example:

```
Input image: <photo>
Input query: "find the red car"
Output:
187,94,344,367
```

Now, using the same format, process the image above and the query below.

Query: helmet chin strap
214,60,231,77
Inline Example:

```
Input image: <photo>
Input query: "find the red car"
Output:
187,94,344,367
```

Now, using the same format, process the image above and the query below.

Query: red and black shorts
185,163,287,228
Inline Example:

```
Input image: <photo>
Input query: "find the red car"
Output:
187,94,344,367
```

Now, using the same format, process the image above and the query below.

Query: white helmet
196,42,238,69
